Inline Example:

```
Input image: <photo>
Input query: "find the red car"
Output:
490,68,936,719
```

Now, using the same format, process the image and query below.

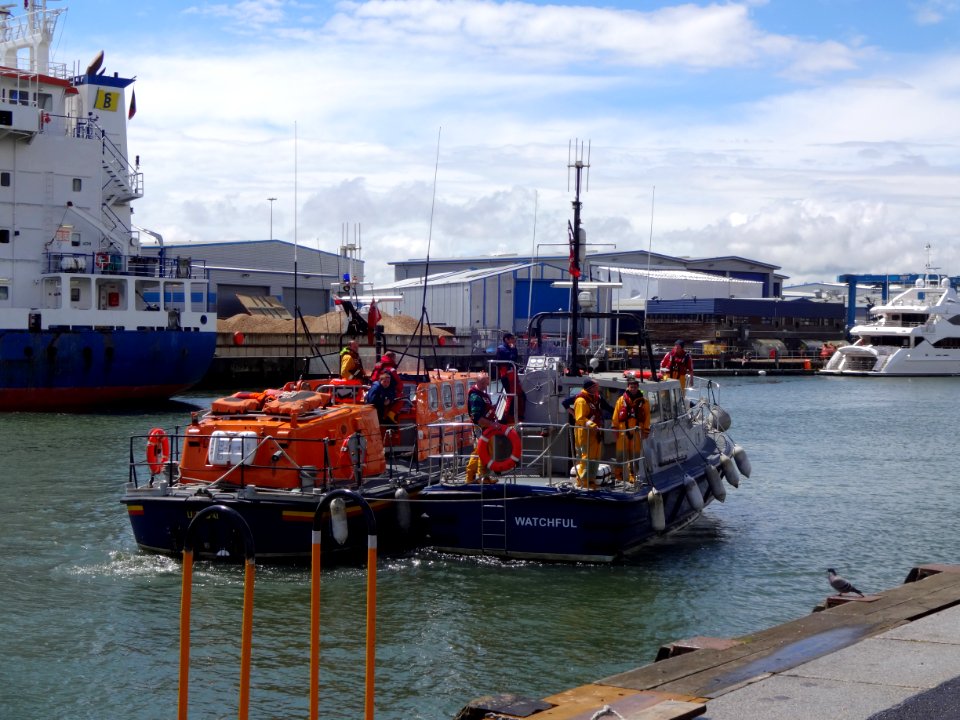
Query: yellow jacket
612,392,650,438
573,391,602,447
340,348,364,380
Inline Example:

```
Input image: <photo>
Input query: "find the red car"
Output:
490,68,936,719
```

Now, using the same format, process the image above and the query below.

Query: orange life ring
42,113,51,124
95,252,110,270
146,427,170,474
477,424,522,474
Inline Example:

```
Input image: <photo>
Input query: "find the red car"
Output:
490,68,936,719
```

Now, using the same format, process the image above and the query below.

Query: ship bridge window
0,172,9,187
37,92,52,111
0,284,8,301
0,229,9,243
72,178,82,192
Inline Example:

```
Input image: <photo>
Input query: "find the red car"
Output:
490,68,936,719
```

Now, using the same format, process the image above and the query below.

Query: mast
567,140,590,374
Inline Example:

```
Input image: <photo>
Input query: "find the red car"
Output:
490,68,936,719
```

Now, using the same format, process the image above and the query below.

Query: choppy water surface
2,376,958,718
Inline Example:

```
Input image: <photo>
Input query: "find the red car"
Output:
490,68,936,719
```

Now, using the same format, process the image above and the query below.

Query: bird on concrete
827,568,864,597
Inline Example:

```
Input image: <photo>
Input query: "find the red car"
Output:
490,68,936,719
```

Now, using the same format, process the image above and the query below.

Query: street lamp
267,197,277,240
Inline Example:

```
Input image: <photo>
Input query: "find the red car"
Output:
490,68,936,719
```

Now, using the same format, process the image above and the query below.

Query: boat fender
395,487,411,531
477,424,522,474
341,432,368,469
705,464,725,503
330,497,349,545
146,427,170,475
733,444,752,478
720,453,741,488
647,489,665,532
683,474,704,511
707,407,732,432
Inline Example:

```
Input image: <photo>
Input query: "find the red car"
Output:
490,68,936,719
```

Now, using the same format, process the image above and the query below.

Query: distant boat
0,2,215,410
821,266,960,377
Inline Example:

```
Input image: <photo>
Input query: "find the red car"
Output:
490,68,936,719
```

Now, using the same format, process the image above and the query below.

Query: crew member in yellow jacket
611,377,650,483
339,339,365,381
573,379,604,489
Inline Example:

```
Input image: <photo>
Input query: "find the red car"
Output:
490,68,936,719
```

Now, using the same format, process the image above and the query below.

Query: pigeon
827,568,864,597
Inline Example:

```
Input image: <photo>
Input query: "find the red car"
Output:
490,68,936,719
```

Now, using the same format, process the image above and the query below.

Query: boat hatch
207,430,258,466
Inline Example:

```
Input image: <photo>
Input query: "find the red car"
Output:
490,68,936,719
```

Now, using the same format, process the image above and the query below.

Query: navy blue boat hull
417,476,715,563
122,480,424,564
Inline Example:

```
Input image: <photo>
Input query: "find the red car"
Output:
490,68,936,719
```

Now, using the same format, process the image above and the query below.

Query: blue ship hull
0,328,216,410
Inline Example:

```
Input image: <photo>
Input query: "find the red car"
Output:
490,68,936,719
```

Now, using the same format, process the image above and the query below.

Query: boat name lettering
513,516,577,529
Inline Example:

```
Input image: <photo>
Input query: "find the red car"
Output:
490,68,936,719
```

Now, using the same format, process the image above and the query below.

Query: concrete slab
879,603,960,643
698,675,917,720
784,637,960,689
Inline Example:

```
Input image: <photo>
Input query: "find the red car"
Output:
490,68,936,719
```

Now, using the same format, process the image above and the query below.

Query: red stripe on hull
0,384,196,411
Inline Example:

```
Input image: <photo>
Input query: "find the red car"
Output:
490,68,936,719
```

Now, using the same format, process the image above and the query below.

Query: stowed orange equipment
146,427,171,474
477,423,522,474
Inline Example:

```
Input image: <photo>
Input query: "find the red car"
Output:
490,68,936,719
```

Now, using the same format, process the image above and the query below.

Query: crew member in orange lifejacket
340,339,366,381
573,379,604,489
611,378,650,483
660,339,693,392
464,373,498,484
495,332,525,422
371,351,402,393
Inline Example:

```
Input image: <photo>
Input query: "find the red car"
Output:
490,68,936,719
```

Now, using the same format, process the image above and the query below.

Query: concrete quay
456,564,960,720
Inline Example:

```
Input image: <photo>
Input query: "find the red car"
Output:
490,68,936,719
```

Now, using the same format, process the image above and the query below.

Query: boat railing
422,418,659,493
128,426,403,492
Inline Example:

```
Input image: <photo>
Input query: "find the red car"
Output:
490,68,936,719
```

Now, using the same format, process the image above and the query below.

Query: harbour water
2,375,958,719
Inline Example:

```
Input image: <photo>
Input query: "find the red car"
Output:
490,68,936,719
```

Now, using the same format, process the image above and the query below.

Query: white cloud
82,1,960,285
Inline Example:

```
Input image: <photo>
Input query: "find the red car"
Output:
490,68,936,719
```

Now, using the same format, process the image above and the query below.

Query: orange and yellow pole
177,548,194,720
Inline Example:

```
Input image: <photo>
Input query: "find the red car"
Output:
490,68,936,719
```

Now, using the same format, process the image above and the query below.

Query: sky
45,0,960,286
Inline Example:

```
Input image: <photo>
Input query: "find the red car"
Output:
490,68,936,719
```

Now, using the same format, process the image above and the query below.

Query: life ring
146,427,170,474
477,424,522,474
42,113,51,124
95,252,110,270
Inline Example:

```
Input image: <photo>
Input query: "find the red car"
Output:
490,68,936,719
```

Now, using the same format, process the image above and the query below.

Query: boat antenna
642,185,655,333
566,139,589,374
526,190,538,332
403,127,443,376
293,121,300,376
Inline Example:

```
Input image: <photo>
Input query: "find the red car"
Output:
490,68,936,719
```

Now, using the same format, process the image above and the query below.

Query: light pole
267,197,277,240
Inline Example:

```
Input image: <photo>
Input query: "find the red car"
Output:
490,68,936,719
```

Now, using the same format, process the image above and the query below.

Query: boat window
0,228,8,243
659,390,675,420
72,178,82,192
454,381,465,407
0,172,9,187
645,389,659,423
441,383,453,410
428,385,438,412
0,283,8,302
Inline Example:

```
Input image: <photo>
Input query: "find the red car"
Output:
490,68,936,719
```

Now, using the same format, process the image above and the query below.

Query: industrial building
140,239,362,318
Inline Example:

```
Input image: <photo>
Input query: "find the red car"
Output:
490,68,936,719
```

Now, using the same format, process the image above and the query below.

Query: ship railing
43,250,208,280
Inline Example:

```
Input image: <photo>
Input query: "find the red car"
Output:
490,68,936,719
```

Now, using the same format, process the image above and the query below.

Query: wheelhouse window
0,171,10,187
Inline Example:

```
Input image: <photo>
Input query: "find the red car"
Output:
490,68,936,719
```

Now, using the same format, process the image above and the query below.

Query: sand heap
218,310,452,338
